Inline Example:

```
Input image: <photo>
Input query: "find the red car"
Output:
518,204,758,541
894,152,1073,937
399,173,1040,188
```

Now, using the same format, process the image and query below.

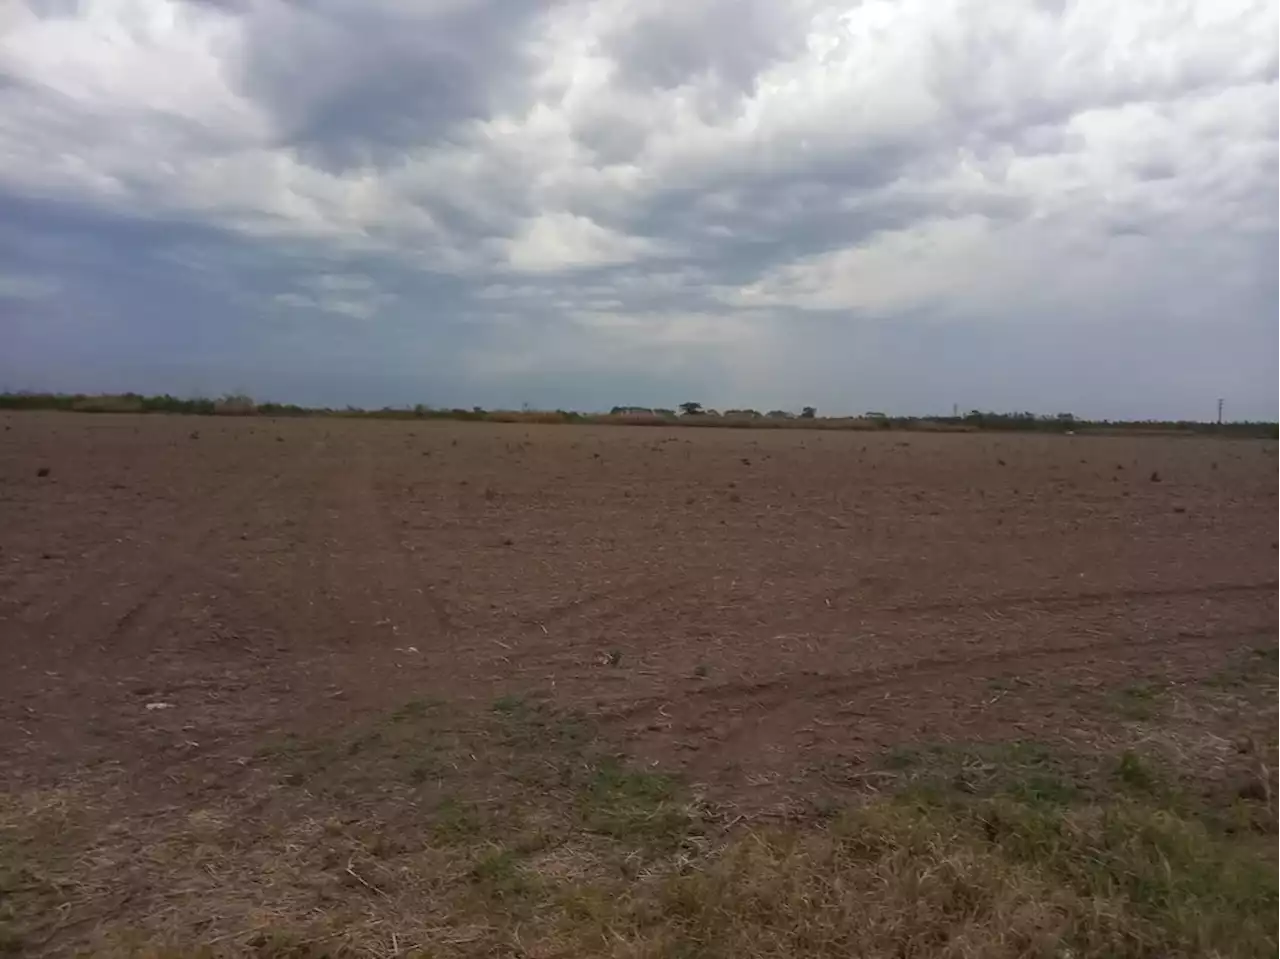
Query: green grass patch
577,758,696,849
884,739,1089,809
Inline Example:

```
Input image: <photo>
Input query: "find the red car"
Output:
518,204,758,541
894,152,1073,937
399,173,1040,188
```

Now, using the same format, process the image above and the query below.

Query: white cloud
271,285,398,321
500,211,668,273
721,216,1005,315
302,273,377,294
0,0,256,133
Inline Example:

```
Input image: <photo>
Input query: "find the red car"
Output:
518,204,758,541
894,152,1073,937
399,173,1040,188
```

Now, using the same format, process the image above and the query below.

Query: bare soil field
1,412,1276,957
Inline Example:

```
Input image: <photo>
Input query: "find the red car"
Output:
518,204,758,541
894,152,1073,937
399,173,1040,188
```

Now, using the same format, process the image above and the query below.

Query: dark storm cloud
605,132,1037,291
603,0,809,94
231,0,553,171
0,188,487,404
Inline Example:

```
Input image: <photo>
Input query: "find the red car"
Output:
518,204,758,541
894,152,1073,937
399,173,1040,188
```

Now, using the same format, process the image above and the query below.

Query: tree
678,401,704,416
801,406,817,419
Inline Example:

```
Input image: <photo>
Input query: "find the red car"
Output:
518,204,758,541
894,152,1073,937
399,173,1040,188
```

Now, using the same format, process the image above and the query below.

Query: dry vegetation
3,657,1275,958
0,413,1275,957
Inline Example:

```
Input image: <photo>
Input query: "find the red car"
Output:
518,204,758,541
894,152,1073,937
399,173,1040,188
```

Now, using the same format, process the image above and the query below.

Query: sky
0,0,1276,420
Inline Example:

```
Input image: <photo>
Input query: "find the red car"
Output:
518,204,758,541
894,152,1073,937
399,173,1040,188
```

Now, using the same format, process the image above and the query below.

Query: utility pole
1217,398,1224,425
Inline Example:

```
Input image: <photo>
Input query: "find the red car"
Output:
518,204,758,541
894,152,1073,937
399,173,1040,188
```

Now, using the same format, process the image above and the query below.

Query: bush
213,394,257,416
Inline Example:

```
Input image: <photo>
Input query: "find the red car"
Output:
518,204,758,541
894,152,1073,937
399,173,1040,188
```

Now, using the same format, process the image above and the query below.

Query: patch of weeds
879,742,944,771
431,797,486,843
1204,672,1248,691
405,756,442,785
886,740,1087,808
1002,768,1082,806
1249,644,1278,666
578,759,695,849
1114,749,1164,795
491,693,528,717
255,733,340,785
556,884,615,924
255,700,504,808
388,697,441,723
254,732,315,762
1207,645,1280,690
344,729,383,756
1111,681,1166,720
257,695,610,825
491,697,594,763
469,846,539,906
265,703,461,795
984,674,1032,694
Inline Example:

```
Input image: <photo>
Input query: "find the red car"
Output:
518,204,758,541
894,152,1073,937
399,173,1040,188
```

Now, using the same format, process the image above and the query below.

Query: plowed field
1,412,1275,956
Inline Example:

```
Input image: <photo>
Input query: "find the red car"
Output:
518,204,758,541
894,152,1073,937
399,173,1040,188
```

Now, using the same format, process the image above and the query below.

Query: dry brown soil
1,413,1275,809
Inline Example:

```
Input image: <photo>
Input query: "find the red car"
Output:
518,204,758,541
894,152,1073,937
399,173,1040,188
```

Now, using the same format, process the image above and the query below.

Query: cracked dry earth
1,412,1275,810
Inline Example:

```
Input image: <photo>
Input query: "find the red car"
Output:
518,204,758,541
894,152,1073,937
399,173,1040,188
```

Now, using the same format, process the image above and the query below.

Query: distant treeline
0,392,1274,439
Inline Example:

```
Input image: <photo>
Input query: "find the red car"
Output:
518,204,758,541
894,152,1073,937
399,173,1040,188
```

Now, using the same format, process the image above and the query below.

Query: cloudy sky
1,0,1276,418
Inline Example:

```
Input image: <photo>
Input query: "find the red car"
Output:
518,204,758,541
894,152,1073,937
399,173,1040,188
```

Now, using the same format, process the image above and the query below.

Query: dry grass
4,774,1273,958
3,668,1276,959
